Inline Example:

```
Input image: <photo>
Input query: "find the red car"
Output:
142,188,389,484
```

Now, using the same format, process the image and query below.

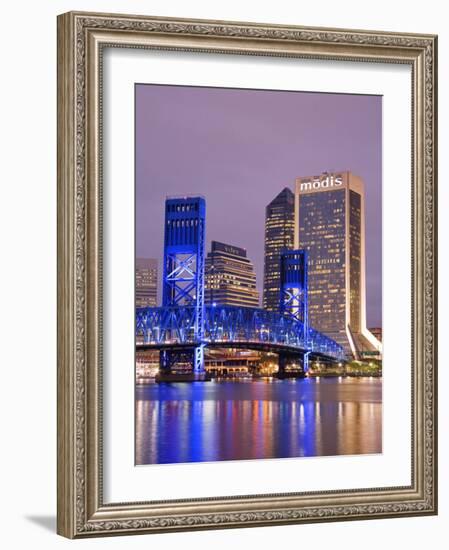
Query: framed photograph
57,11,438,538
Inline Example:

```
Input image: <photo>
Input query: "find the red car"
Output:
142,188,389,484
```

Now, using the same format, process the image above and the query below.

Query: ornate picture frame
57,11,437,538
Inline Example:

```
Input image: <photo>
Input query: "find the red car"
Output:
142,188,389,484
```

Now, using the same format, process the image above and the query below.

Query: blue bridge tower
157,196,208,381
280,249,308,331
278,250,310,375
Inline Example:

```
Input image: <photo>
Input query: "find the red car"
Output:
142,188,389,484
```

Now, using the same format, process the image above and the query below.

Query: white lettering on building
299,174,343,193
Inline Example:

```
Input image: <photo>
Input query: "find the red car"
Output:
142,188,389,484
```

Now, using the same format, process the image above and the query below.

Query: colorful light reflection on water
135,377,382,465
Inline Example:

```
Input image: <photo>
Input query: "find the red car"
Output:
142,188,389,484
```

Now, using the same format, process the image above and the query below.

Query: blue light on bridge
136,304,344,361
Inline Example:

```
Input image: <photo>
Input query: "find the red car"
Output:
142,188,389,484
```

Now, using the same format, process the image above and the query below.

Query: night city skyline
136,84,382,326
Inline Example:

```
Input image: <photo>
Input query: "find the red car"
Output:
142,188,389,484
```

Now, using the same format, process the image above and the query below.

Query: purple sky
136,84,382,327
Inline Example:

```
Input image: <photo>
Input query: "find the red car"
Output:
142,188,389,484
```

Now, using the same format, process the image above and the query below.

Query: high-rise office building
294,171,381,358
205,241,259,308
262,187,295,311
136,258,158,308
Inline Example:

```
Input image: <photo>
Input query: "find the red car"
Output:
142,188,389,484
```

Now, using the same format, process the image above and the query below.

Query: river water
135,377,382,465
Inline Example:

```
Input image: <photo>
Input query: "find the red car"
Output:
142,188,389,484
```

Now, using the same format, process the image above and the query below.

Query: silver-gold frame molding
57,11,438,538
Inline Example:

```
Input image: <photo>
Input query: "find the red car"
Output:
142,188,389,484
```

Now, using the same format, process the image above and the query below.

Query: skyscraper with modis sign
294,171,381,359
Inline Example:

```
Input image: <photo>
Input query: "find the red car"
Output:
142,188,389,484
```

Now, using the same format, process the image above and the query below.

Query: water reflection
135,378,382,465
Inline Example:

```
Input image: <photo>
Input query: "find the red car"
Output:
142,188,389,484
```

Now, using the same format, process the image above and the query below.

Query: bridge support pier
276,352,306,379
303,351,311,374
156,346,210,382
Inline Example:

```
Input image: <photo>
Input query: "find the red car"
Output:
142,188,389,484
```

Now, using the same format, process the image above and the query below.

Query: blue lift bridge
136,196,344,381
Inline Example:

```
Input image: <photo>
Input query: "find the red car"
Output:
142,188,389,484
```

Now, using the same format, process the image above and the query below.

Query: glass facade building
136,258,158,308
205,241,259,308
294,171,381,358
262,187,295,311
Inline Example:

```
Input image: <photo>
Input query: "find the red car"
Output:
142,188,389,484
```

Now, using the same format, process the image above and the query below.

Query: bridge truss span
136,305,344,361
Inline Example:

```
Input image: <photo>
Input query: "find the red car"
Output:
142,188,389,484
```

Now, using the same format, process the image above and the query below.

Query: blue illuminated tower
160,196,206,379
279,250,308,329
279,250,310,373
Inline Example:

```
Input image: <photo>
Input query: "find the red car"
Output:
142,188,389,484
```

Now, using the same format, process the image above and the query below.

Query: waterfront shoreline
136,373,383,384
